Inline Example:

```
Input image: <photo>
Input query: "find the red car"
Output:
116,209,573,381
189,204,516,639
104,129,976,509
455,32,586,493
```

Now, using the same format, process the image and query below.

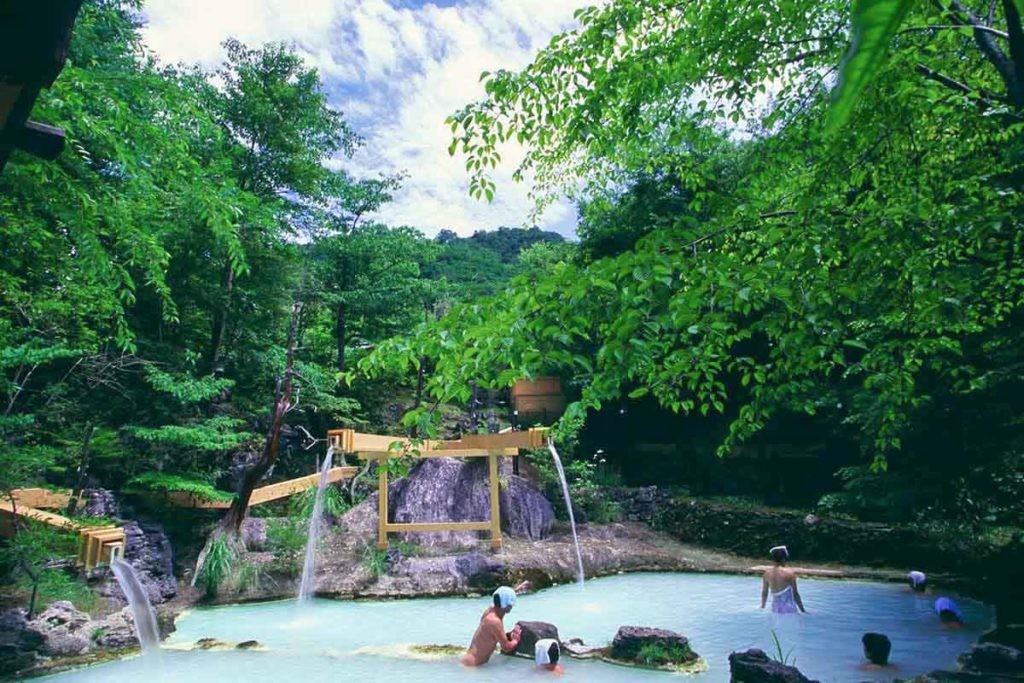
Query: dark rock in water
81,488,121,518
561,637,608,659
236,640,261,650
958,642,1024,675
29,601,91,657
612,625,698,664
385,458,554,547
0,608,45,677
241,518,267,551
511,621,559,658
195,638,231,650
454,552,505,590
729,648,818,683
104,520,176,604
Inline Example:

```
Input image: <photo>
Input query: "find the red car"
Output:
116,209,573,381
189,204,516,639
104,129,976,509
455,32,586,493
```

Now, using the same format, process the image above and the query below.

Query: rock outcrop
29,601,92,657
102,521,176,604
958,642,1024,677
91,608,141,649
379,458,554,547
729,648,819,683
0,609,44,677
241,518,268,551
610,625,699,665
80,488,121,518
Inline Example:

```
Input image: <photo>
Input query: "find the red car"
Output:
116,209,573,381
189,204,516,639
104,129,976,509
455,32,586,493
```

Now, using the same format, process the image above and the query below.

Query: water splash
547,441,585,588
110,559,161,653
298,445,334,602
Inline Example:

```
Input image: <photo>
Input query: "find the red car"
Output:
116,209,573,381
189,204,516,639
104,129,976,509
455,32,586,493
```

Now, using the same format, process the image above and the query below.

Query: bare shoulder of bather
461,607,520,666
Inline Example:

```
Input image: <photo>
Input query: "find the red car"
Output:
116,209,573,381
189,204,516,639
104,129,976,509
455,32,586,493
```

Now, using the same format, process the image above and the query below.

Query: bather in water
760,545,806,614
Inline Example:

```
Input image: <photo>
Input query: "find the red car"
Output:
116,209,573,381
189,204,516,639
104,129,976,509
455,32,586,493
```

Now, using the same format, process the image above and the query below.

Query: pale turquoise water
42,572,991,682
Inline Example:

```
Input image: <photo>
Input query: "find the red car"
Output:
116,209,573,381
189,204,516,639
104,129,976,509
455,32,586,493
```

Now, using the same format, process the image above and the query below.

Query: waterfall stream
110,559,161,653
547,441,585,587
298,446,334,602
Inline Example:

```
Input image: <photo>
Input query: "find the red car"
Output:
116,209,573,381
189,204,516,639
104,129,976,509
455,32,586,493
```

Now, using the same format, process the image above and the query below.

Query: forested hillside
0,2,557,517
363,0,1024,529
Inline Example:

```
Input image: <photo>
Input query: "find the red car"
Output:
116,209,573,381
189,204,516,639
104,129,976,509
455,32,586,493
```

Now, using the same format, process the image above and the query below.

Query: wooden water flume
1,463,359,570
327,427,548,551
0,489,125,570
156,466,358,509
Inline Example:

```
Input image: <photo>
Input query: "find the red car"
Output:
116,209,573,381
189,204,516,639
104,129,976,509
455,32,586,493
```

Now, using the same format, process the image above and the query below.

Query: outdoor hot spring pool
41,572,991,682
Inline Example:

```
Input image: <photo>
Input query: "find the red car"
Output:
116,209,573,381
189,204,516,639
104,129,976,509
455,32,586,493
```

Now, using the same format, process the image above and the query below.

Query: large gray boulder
241,518,268,551
729,649,818,683
0,609,44,677
611,625,698,665
29,601,91,657
383,458,554,547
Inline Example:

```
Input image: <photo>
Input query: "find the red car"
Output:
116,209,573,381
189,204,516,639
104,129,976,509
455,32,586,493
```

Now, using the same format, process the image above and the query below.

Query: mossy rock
601,654,709,674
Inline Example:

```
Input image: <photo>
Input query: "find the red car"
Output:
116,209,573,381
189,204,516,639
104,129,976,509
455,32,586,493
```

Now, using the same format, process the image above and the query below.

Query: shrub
197,536,236,598
362,545,388,576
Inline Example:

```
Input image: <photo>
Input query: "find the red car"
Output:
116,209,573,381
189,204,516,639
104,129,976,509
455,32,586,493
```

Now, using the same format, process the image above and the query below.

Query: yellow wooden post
377,456,389,550
489,452,501,550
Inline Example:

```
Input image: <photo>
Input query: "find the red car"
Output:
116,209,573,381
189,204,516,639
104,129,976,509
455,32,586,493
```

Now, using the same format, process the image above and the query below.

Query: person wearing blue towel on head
460,583,528,666
935,597,964,628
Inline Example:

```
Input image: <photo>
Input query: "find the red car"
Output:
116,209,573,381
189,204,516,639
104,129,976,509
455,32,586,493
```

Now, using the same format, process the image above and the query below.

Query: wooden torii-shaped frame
327,428,548,551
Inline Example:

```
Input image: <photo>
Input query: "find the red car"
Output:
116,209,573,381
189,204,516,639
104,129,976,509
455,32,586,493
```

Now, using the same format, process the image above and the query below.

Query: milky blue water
41,572,991,682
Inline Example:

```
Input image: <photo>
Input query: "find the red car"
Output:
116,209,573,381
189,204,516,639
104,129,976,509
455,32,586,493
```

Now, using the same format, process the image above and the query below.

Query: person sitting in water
859,632,896,671
760,545,806,613
934,597,964,628
534,638,565,674
460,586,523,666
907,571,928,593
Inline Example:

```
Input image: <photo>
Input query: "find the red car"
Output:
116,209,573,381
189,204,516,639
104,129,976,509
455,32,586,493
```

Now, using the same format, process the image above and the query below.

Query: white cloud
141,0,590,237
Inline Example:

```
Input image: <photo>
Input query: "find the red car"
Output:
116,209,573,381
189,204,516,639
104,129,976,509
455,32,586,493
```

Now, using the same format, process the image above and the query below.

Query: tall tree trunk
335,302,347,373
207,264,235,373
65,422,95,517
219,299,302,534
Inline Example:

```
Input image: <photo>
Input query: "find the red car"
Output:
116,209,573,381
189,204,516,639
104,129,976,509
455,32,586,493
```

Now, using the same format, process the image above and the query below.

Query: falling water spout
110,559,161,653
298,445,334,602
547,440,585,588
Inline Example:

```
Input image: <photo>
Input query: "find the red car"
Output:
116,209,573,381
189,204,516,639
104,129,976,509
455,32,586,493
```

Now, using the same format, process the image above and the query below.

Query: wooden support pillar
377,461,388,550
489,453,501,550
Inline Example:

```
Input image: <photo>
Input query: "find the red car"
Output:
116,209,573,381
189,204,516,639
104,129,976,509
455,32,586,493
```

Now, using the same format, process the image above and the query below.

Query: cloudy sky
141,0,591,238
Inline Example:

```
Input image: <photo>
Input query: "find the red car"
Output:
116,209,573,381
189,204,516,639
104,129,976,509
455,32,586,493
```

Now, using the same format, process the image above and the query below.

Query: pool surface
42,572,991,682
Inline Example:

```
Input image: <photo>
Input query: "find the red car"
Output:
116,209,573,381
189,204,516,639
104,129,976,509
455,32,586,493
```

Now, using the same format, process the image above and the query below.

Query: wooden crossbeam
329,428,548,454
356,448,518,460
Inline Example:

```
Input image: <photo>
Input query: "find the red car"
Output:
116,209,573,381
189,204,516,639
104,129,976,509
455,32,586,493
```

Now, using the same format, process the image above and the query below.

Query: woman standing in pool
760,545,806,613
